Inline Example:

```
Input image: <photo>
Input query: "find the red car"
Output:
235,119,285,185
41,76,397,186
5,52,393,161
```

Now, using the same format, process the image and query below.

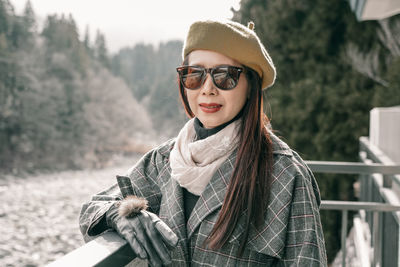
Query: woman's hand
106,204,178,267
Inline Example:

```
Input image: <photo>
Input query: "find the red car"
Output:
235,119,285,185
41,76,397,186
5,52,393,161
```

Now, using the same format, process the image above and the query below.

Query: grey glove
106,202,178,267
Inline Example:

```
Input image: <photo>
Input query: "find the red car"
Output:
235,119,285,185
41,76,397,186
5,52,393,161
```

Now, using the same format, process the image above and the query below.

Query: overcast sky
11,0,241,53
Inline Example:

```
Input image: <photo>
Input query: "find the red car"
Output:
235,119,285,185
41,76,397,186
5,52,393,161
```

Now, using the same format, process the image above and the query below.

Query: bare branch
377,18,400,57
345,43,389,87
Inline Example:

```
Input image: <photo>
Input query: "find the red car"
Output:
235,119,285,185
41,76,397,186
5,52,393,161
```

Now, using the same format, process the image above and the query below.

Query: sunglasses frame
176,65,244,90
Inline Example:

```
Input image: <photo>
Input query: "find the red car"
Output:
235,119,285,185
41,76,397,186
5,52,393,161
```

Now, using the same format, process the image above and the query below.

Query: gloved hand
106,201,178,267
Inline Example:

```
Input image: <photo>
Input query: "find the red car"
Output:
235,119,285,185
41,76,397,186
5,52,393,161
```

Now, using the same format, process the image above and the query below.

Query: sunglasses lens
179,67,204,89
177,66,242,90
212,67,239,90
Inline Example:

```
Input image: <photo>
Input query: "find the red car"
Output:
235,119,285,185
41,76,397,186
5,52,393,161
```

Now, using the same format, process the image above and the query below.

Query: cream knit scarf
170,118,240,196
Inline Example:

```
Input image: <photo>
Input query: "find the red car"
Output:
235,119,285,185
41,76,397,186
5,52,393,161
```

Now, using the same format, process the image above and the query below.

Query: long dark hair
178,58,274,256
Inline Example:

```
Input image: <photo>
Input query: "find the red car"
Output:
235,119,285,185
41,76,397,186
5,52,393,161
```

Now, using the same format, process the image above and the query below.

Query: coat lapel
158,165,189,260
186,150,237,239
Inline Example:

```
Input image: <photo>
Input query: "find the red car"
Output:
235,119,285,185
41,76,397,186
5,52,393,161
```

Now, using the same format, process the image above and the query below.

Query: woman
79,19,327,266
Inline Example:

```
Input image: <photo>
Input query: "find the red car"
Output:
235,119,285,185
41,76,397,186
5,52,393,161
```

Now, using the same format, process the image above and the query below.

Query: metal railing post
383,174,393,188
373,211,381,267
341,210,348,267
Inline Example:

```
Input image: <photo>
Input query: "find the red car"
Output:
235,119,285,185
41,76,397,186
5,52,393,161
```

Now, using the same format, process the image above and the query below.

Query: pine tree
0,0,9,51
94,30,110,68
22,0,36,34
0,0,9,36
83,24,90,49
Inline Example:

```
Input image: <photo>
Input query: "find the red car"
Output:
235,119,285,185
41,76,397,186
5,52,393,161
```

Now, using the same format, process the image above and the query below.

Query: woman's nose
201,74,218,95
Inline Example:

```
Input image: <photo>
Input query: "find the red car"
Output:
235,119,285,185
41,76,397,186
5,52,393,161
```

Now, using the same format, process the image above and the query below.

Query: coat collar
270,131,293,157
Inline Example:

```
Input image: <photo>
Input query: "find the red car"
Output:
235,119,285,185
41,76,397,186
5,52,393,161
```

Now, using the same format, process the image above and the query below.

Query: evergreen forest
0,0,186,173
234,0,400,260
1,0,400,262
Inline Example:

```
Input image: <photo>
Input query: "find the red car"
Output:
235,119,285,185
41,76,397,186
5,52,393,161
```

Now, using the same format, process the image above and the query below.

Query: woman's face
185,50,249,129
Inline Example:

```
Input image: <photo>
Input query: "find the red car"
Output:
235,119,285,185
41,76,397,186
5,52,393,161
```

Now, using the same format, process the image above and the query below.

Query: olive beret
183,19,276,90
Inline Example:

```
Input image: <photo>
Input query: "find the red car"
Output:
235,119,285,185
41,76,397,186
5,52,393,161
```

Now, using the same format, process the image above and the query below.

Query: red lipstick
199,103,222,113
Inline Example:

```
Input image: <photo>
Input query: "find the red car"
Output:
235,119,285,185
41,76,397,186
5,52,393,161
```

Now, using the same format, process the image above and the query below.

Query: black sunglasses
176,65,243,90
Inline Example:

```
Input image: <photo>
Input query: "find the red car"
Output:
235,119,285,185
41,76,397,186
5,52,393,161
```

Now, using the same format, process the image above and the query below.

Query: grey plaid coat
79,132,327,266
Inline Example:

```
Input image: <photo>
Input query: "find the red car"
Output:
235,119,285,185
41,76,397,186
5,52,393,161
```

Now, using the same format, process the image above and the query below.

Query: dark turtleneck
193,117,234,140
183,115,240,222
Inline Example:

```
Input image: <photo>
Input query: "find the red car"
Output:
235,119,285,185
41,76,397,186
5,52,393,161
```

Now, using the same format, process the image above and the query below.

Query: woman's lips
199,103,222,113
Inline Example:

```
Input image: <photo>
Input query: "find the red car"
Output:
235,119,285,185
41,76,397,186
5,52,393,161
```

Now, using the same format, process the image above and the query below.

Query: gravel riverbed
0,154,142,267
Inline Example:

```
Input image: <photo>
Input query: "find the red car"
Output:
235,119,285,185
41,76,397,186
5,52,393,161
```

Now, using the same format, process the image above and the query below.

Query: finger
139,235,163,267
154,220,179,248
144,211,179,248
139,211,172,265
118,225,148,259
134,216,163,267
126,234,148,259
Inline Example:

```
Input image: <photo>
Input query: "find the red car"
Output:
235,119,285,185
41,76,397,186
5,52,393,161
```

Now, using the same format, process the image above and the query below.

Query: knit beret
183,19,276,90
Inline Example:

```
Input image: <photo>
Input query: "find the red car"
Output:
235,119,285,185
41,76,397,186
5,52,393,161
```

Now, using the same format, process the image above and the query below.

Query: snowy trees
0,0,154,172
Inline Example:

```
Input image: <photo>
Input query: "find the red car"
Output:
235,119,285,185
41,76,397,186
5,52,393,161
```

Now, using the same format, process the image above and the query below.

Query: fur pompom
118,195,148,218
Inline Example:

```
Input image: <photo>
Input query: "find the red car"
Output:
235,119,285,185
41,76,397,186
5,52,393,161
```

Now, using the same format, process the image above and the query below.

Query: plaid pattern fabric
79,133,327,266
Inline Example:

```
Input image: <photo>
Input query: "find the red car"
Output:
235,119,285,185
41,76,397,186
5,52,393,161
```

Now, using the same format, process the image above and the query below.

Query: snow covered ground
0,154,142,266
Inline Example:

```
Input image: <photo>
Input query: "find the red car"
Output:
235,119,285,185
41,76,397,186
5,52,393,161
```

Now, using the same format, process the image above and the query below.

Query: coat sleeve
279,165,327,266
78,145,166,242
